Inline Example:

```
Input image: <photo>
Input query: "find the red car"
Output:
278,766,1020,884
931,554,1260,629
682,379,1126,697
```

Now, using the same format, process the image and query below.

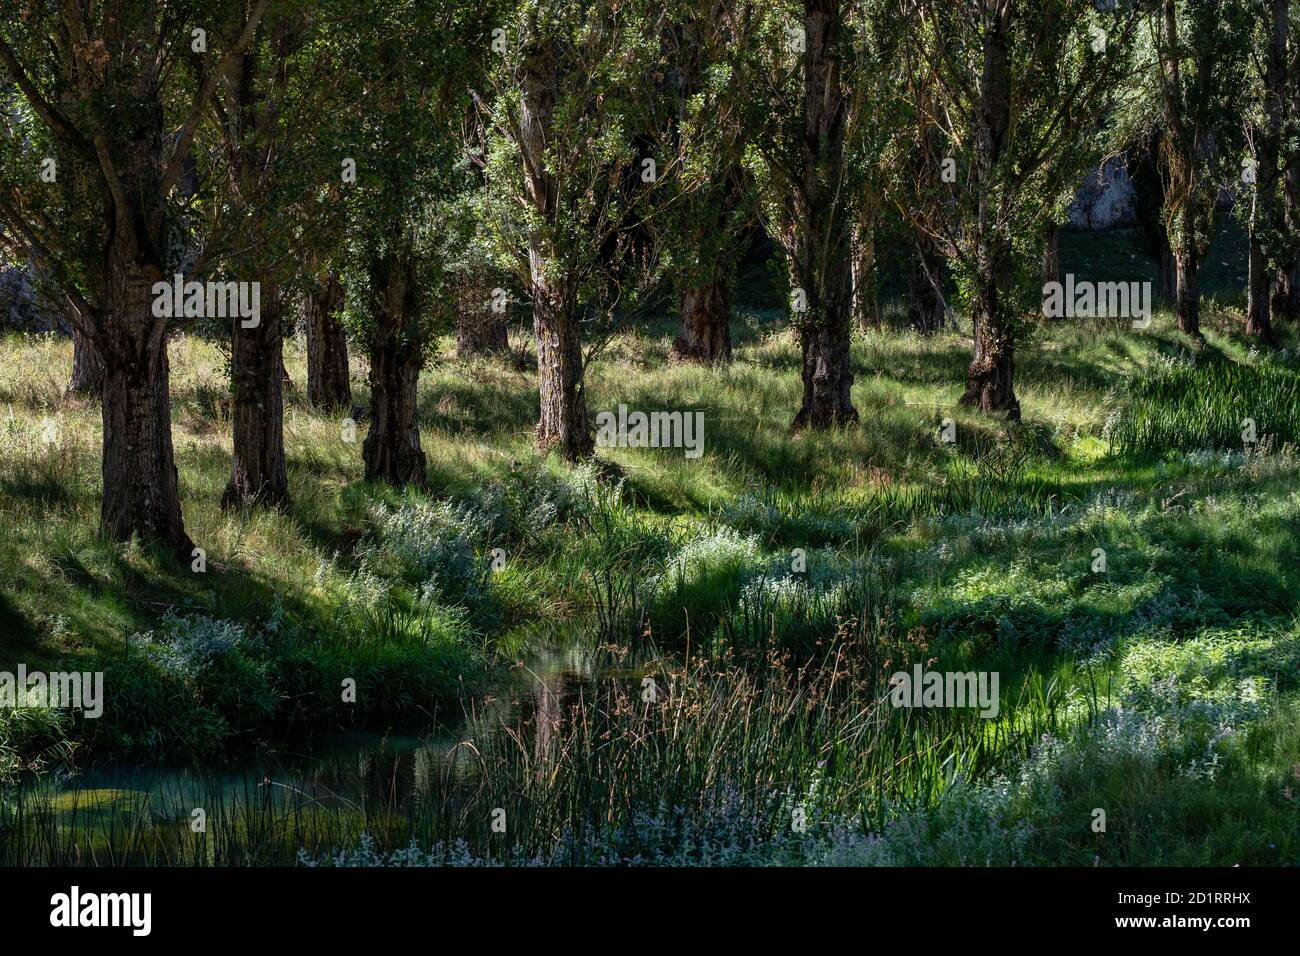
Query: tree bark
1248,234,1275,342
222,289,288,508
960,254,1019,419
99,251,193,558
1174,213,1201,338
457,292,509,357
851,205,880,330
1160,0,1203,340
1276,85,1300,323
671,279,732,363
362,253,427,487
1041,224,1060,286
67,326,105,396
1274,265,1299,321
533,279,593,459
791,0,857,429
306,273,352,410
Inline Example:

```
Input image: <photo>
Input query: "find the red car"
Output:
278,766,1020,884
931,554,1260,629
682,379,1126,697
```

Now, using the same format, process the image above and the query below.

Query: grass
1,223,1299,865
1107,359,1300,455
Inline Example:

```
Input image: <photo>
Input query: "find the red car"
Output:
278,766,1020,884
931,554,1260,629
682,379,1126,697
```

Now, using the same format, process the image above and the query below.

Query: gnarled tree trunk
362,252,426,487
222,289,288,508
306,273,351,410
671,279,732,363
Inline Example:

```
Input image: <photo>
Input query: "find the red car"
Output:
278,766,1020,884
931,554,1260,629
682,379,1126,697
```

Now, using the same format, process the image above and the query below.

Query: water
3,630,658,864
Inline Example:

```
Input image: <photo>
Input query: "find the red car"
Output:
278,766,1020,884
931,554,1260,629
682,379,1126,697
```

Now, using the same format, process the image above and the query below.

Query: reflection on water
5,630,657,863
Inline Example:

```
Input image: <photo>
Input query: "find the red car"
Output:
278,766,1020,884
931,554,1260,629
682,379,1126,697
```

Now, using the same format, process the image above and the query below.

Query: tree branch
0,35,93,157
161,0,273,195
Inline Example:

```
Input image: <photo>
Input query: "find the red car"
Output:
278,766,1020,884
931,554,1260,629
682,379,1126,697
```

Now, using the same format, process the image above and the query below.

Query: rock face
0,266,69,334
1069,158,1137,229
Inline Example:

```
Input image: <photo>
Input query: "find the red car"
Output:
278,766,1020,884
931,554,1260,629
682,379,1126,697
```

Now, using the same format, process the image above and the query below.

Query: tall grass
1107,360,1300,455
0,630,1067,865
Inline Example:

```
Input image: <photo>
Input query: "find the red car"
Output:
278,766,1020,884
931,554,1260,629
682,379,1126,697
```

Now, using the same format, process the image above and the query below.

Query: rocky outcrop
0,266,70,334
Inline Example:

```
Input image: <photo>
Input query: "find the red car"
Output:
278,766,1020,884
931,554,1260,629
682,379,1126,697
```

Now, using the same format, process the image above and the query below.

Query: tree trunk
671,279,732,363
306,273,352,410
457,296,509,357
791,0,857,429
1248,233,1275,342
1157,240,1177,302
794,318,856,428
67,326,105,396
851,207,880,330
1247,0,1287,343
908,236,946,334
533,279,593,459
960,258,1020,419
1159,0,1202,340
1273,266,1299,322
1174,230,1201,338
363,253,427,487
222,290,288,509
100,254,192,557
1041,224,1060,286
1277,89,1300,323
960,0,1018,418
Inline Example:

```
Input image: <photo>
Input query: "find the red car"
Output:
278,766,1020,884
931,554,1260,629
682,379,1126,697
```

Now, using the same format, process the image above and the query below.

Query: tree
655,0,758,364
889,104,949,333
748,0,864,428
1149,0,1252,338
1246,0,1290,341
1245,0,1290,341
1126,130,1179,302
337,0,494,486
453,106,511,360
845,2,904,333
55,144,106,396
67,326,105,395
192,3,348,509
481,0,663,460
900,0,1141,418
0,1,270,556
1273,3,1300,321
